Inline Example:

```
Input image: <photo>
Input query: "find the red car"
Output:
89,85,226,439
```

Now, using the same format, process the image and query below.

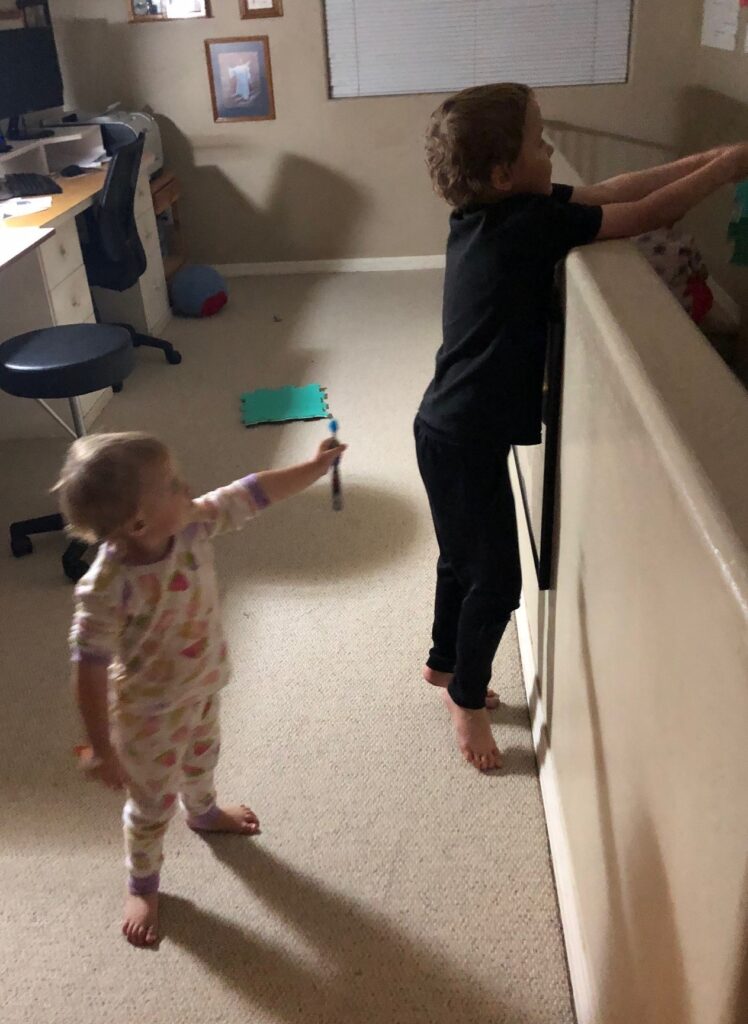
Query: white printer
89,109,164,176
49,106,164,178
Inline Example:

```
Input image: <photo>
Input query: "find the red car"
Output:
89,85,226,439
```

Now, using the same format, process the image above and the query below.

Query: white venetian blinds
324,0,633,98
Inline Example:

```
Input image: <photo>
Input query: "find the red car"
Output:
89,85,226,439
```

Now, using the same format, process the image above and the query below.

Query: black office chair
80,132,181,367
1,324,135,581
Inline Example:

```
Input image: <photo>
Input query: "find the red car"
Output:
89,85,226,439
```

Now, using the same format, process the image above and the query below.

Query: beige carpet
0,271,574,1024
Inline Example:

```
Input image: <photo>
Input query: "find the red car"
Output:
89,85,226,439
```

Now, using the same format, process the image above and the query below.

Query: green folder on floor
240,384,330,427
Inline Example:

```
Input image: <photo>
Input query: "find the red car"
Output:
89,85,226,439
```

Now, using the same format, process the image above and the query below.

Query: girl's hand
77,745,129,790
314,438,347,474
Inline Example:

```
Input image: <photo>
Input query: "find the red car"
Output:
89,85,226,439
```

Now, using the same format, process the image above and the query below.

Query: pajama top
70,475,269,716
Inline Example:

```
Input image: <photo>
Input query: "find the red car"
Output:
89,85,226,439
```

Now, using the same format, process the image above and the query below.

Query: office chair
81,132,181,367
0,324,135,581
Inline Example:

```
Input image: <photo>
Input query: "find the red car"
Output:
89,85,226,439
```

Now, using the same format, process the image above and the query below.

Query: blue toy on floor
170,265,228,317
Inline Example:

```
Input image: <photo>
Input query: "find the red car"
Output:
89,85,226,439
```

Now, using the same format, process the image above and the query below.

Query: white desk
0,226,54,271
0,132,171,440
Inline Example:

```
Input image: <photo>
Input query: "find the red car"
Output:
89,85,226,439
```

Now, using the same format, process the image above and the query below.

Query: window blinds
324,1,632,98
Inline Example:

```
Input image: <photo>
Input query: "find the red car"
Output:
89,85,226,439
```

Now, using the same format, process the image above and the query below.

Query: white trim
515,596,599,1024
216,256,446,277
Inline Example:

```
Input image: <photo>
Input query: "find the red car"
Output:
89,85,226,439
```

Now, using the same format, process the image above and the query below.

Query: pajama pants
113,694,221,895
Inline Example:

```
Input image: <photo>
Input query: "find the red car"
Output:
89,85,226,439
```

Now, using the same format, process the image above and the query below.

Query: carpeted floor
0,271,575,1024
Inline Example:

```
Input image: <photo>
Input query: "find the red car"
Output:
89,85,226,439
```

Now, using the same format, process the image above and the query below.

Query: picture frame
511,283,566,592
204,36,276,123
128,0,211,23
239,0,282,18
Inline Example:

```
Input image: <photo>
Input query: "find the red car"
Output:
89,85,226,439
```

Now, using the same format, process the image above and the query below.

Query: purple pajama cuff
241,473,270,510
187,804,220,829
128,871,160,895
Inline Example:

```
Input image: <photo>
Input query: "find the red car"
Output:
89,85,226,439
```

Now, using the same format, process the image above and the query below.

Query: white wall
514,236,748,1024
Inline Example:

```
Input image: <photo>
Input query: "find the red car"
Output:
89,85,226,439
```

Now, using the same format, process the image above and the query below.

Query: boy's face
493,96,554,196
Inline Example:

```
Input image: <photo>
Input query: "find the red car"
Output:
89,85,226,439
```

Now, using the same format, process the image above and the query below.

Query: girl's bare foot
123,892,159,947
187,805,260,835
422,665,500,710
440,689,503,771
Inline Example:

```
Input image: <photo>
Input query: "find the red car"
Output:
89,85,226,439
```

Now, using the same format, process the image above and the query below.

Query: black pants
414,416,522,710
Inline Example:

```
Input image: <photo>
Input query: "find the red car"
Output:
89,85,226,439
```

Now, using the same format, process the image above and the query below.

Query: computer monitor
0,27,64,141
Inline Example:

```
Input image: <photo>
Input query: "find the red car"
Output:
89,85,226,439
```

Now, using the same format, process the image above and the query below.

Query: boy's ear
490,163,513,193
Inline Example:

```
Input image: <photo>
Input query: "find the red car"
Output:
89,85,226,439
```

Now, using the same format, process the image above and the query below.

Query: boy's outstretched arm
254,439,346,504
572,145,734,205
595,145,748,240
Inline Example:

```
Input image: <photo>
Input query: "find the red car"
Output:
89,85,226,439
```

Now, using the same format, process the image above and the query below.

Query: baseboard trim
515,596,599,1024
216,255,446,277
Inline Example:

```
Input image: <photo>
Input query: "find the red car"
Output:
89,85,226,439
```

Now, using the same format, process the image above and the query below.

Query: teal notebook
240,384,330,427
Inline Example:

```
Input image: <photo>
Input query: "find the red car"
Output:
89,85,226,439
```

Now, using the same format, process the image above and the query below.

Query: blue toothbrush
329,418,343,511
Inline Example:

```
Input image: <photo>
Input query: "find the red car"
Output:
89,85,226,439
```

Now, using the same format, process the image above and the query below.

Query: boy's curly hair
425,83,532,208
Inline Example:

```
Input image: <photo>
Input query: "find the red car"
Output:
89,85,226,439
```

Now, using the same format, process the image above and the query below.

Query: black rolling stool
0,323,135,582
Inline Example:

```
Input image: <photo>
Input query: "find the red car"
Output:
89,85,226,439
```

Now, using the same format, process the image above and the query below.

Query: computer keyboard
0,172,63,200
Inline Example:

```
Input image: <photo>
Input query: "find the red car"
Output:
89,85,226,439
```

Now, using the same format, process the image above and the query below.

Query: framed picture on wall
128,0,212,22
239,0,282,18
205,36,275,123
511,284,566,591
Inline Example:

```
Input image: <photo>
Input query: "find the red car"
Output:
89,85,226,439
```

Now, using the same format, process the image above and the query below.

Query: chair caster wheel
63,540,89,582
166,350,182,365
11,535,33,558
63,557,89,582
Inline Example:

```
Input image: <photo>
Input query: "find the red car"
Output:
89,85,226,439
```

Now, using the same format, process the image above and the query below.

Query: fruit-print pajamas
70,475,270,895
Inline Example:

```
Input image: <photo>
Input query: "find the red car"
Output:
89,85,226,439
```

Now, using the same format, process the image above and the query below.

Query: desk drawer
40,219,84,291
50,263,95,325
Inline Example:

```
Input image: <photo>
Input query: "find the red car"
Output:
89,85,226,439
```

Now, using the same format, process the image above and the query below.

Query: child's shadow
163,842,552,1024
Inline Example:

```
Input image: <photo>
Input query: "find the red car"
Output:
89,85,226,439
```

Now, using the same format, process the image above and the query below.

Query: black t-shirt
418,183,603,446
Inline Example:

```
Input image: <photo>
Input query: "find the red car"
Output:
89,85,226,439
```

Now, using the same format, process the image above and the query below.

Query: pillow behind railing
634,228,713,325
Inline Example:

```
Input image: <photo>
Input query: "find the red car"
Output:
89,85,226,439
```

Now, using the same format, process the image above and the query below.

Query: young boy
415,83,747,772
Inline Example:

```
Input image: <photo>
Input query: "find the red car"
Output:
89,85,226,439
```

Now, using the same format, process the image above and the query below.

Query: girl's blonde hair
425,83,532,208
52,432,170,544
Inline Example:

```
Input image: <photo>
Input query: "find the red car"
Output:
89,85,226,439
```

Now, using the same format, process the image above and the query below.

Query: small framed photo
129,0,211,21
239,0,283,18
204,36,276,123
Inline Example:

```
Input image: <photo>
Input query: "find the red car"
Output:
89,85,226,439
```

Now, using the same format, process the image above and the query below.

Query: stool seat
0,324,134,400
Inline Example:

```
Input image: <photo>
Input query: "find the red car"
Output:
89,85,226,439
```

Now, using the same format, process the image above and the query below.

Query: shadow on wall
576,574,694,1024
155,115,369,266
52,16,133,114
53,16,369,266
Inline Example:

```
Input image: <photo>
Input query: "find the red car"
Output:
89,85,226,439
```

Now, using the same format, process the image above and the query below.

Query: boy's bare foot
422,665,500,710
187,805,261,835
123,892,159,947
441,689,503,771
